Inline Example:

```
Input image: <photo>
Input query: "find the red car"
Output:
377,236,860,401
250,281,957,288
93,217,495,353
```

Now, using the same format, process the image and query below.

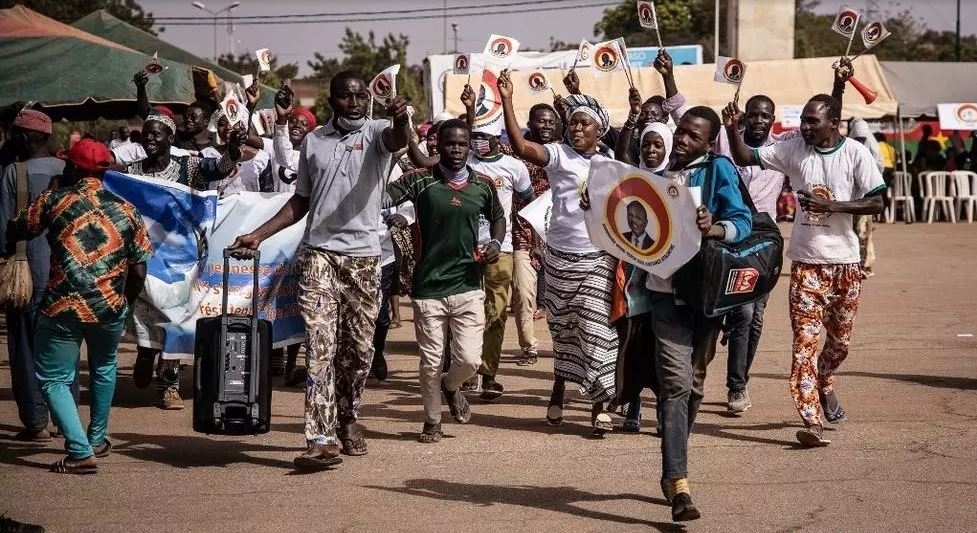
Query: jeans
725,293,770,392
650,292,722,480
34,312,127,459
373,262,397,361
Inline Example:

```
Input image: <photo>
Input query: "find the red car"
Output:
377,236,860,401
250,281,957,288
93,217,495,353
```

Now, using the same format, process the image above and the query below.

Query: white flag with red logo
369,64,400,104
860,20,891,48
637,1,659,30
831,6,861,38
575,38,594,67
526,70,551,93
452,54,470,75
714,56,747,85
483,34,520,62
591,40,626,76
254,48,272,72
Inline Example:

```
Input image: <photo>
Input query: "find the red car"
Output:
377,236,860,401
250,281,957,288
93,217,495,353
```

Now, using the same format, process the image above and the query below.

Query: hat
432,111,454,124
472,117,503,137
57,138,112,172
290,107,318,130
13,109,52,135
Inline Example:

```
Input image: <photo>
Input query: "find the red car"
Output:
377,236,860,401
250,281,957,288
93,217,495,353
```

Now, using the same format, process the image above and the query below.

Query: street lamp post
451,23,459,53
192,1,241,61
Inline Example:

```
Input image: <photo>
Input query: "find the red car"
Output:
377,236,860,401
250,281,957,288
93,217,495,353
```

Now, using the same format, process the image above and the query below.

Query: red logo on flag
956,104,977,125
594,44,619,73
605,175,673,258
528,72,547,92
372,75,392,98
454,55,469,73
725,268,760,295
838,9,859,34
723,59,745,83
864,22,883,44
638,4,653,25
490,38,514,58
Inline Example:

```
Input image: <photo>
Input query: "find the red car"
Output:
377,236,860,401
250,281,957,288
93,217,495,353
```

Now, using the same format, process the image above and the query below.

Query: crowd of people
2,49,889,523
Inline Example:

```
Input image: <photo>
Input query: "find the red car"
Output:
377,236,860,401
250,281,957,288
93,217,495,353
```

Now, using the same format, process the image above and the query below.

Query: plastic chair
951,170,977,223
923,171,957,223
888,171,915,223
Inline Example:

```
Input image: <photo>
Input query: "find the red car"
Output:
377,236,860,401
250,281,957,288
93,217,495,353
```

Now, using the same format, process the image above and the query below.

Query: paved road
2,223,976,532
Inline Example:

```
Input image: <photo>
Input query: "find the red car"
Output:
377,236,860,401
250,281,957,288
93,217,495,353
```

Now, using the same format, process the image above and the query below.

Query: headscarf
563,94,610,136
638,122,673,173
207,109,228,145
146,111,176,134
848,117,884,173
290,107,318,130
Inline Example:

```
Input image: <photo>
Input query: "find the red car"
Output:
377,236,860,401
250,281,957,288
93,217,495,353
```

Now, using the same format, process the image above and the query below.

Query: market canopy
880,61,977,118
71,9,275,109
444,55,898,126
0,5,200,120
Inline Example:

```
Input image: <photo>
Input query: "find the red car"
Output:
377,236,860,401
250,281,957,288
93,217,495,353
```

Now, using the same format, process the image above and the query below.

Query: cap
13,109,52,135
57,138,112,172
472,117,503,137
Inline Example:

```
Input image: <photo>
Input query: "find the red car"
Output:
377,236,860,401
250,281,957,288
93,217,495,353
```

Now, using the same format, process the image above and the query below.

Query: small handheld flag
369,64,401,104
831,6,862,56
255,48,272,72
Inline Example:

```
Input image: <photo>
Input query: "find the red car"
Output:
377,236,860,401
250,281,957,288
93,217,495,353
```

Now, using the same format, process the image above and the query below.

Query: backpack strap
703,153,761,216
13,162,27,259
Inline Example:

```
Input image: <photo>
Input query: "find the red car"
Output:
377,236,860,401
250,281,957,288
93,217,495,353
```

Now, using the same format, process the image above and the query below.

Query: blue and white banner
103,171,306,358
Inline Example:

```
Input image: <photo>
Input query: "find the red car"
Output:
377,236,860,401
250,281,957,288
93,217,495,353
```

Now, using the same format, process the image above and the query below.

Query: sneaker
0,514,46,532
671,493,701,522
480,376,504,401
796,424,831,447
442,380,472,424
159,386,185,410
294,443,342,471
517,349,538,366
13,428,52,443
727,389,752,414
132,351,156,389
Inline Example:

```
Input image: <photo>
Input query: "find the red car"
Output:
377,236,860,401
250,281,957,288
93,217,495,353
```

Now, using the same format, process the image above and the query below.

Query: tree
307,28,428,123
217,52,299,90
592,0,723,58
0,0,159,34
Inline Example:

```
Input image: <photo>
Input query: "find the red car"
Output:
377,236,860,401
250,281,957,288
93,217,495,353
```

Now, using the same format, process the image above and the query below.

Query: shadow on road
752,371,977,390
366,478,685,532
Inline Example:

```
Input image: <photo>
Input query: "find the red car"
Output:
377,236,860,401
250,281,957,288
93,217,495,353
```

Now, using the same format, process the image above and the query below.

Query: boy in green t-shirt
384,119,505,443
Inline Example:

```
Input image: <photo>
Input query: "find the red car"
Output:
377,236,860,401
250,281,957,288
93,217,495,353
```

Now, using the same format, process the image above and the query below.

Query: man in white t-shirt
723,93,886,447
466,118,533,400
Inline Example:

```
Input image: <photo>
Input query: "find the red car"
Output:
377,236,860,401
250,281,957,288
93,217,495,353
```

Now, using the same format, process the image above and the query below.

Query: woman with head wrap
498,69,619,437
848,117,881,278
125,107,245,411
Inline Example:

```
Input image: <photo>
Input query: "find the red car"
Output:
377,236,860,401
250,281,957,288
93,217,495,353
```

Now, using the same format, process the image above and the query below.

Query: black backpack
673,155,784,317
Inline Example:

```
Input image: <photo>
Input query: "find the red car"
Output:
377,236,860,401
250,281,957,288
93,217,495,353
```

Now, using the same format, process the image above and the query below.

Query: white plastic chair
923,171,957,223
888,171,915,223
951,170,977,223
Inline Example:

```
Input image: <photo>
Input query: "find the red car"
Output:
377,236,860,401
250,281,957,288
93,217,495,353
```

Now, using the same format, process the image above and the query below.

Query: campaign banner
103,171,306,358
938,103,977,131
583,159,701,278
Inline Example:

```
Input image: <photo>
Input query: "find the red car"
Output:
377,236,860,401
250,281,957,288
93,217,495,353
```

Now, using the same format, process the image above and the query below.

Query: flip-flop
293,455,343,470
93,439,112,458
51,456,98,475
339,434,368,456
796,428,831,447
545,404,564,426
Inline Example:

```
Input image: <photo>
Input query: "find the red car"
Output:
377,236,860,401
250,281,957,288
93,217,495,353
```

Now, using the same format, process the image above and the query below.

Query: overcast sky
139,0,974,76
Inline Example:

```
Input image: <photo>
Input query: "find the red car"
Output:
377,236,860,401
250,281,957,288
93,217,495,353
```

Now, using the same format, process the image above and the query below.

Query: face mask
334,115,367,132
470,139,492,156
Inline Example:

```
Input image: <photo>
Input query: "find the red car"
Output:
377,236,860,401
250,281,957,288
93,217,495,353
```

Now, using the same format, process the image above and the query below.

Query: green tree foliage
217,52,299,90
0,0,159,34
307,28,428,122
591,0,976,62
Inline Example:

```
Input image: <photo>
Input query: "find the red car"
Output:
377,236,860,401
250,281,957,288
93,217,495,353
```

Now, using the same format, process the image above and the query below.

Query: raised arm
133,71,150,119
499,70,548,167
832,57,853,106
615,87,642,166
721,102,756,167
381,96,411,153
461,83,477,129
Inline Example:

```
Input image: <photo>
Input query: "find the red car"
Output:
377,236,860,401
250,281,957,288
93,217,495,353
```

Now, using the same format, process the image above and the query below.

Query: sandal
545,404,564,426
339,434,368,456
51,455,98,475
418,422,442,443
591,412,613,438
820,390,848,424
796,425,831,447
93,439,112,458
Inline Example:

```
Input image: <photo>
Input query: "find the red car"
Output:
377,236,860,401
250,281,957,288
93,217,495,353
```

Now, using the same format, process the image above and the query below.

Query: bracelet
488,238,502,249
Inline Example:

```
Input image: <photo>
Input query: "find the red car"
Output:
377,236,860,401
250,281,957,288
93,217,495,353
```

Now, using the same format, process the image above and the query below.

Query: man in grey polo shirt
231,70,410,470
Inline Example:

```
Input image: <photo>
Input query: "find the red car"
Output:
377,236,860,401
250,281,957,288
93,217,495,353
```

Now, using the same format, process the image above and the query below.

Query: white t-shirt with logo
756,137,885,264
112,143,191,167
469,153,532,253
543,143,605,254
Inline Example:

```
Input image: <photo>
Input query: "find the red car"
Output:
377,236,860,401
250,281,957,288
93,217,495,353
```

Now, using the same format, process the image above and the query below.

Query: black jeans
373,262,397,361
725,293,770,392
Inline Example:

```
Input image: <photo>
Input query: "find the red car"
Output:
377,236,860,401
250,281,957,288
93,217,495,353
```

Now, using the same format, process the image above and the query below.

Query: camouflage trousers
298,248,380,446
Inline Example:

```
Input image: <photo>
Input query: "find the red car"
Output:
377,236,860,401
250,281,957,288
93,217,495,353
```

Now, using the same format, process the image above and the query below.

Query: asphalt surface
1,223,976,532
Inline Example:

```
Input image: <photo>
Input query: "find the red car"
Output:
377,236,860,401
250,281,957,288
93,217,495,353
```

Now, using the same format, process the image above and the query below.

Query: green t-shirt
385,166,504,299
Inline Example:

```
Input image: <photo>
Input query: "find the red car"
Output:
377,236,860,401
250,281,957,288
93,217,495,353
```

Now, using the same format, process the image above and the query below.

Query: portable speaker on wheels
193,249,273,435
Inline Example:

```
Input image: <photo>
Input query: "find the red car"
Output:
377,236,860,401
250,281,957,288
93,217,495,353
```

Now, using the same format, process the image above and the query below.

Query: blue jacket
685,154,752,244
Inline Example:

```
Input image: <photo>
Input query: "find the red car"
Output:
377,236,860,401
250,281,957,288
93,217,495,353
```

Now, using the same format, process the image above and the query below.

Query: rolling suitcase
193,249,273,435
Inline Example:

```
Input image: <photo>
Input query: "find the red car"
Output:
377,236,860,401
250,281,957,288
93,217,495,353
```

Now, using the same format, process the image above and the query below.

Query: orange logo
594,44,619,73
837,9,859,34
528,72,547,92
604,175,673,259
372,75,392,98
638,4,654,25
955,104,977,125
454,54,469,73
722,59,745,84
490,38,514,58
